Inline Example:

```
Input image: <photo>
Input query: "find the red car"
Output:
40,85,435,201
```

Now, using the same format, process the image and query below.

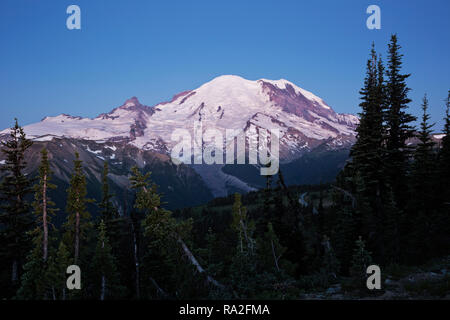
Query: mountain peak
200,75,250,89
209,74,246,82
122,96,141,108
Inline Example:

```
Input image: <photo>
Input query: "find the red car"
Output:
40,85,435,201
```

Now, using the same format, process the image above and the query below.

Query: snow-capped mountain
0,75,359,199
1,75,358,162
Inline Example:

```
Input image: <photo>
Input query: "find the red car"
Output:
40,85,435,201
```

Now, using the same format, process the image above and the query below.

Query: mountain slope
0,137,214,221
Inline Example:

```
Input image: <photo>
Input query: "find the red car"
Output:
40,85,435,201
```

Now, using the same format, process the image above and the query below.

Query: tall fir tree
346,45,386,262
434,90,450,255
320,235,340,282
408,95,436,262
33,148,58,262
411,95,436,212
99,162,117,222
349,236,372,290
231,193,255,255
350,44,385,197
438,90,450,203
64,152,92,264
258,222,286,273
229,193,259,298
0,118,34,296
384,34,417,207
16,228,45,299
92,220,122,300
47,241,71,300
17,148,58,299
381,34,417,264
128,166,158,298
131,166,224,297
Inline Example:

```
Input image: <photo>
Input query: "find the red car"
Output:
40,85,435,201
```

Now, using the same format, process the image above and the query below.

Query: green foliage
349,236,372,289
258,222,287,274
17,148,59,300
0,119,34,297
32,148,58,261
16,228,46,299
350,44,385,197
130,166,161,213
231,193,255,255
91,220,123,299
99,162,118,221
408,95,437,262
320,235,340,282
64,152,93,263
434,90,450,255
385,34,417,207
46,241,71,300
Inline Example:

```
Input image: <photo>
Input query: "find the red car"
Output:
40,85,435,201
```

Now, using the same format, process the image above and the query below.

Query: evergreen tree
384,34,416,206
382,187,403,264
258,222,286,273
92,220,122,300
231,193,255,255
48,241,71,300
99,162,117,221
128,166,158,299
17,149,58,299
130,166,222,298
320,235,340,282
349,236,372,289
97,161,129,284
0,118,34,295
438,90,450,203
331,171,357,274
350,44,385,197
346,45,387,263
33,148,58,262
203,227,224,278
16,228,45,299
130,166,161,214
401,95,436,263
411,95,436,215
64,152,92,264
229,193,260,297
434,90,450,255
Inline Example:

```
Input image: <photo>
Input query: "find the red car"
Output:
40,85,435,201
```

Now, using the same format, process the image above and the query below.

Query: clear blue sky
1,0,449,131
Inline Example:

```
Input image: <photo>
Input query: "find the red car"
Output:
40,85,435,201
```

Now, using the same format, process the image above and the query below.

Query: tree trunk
74,210,80,264
43,173,48,262
11,260,18,283
331,185,357,208
177,237,225,289
100,275,105,300
131,219,140,299
150,277,168,298
271,240,280,272
240,219,253,254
